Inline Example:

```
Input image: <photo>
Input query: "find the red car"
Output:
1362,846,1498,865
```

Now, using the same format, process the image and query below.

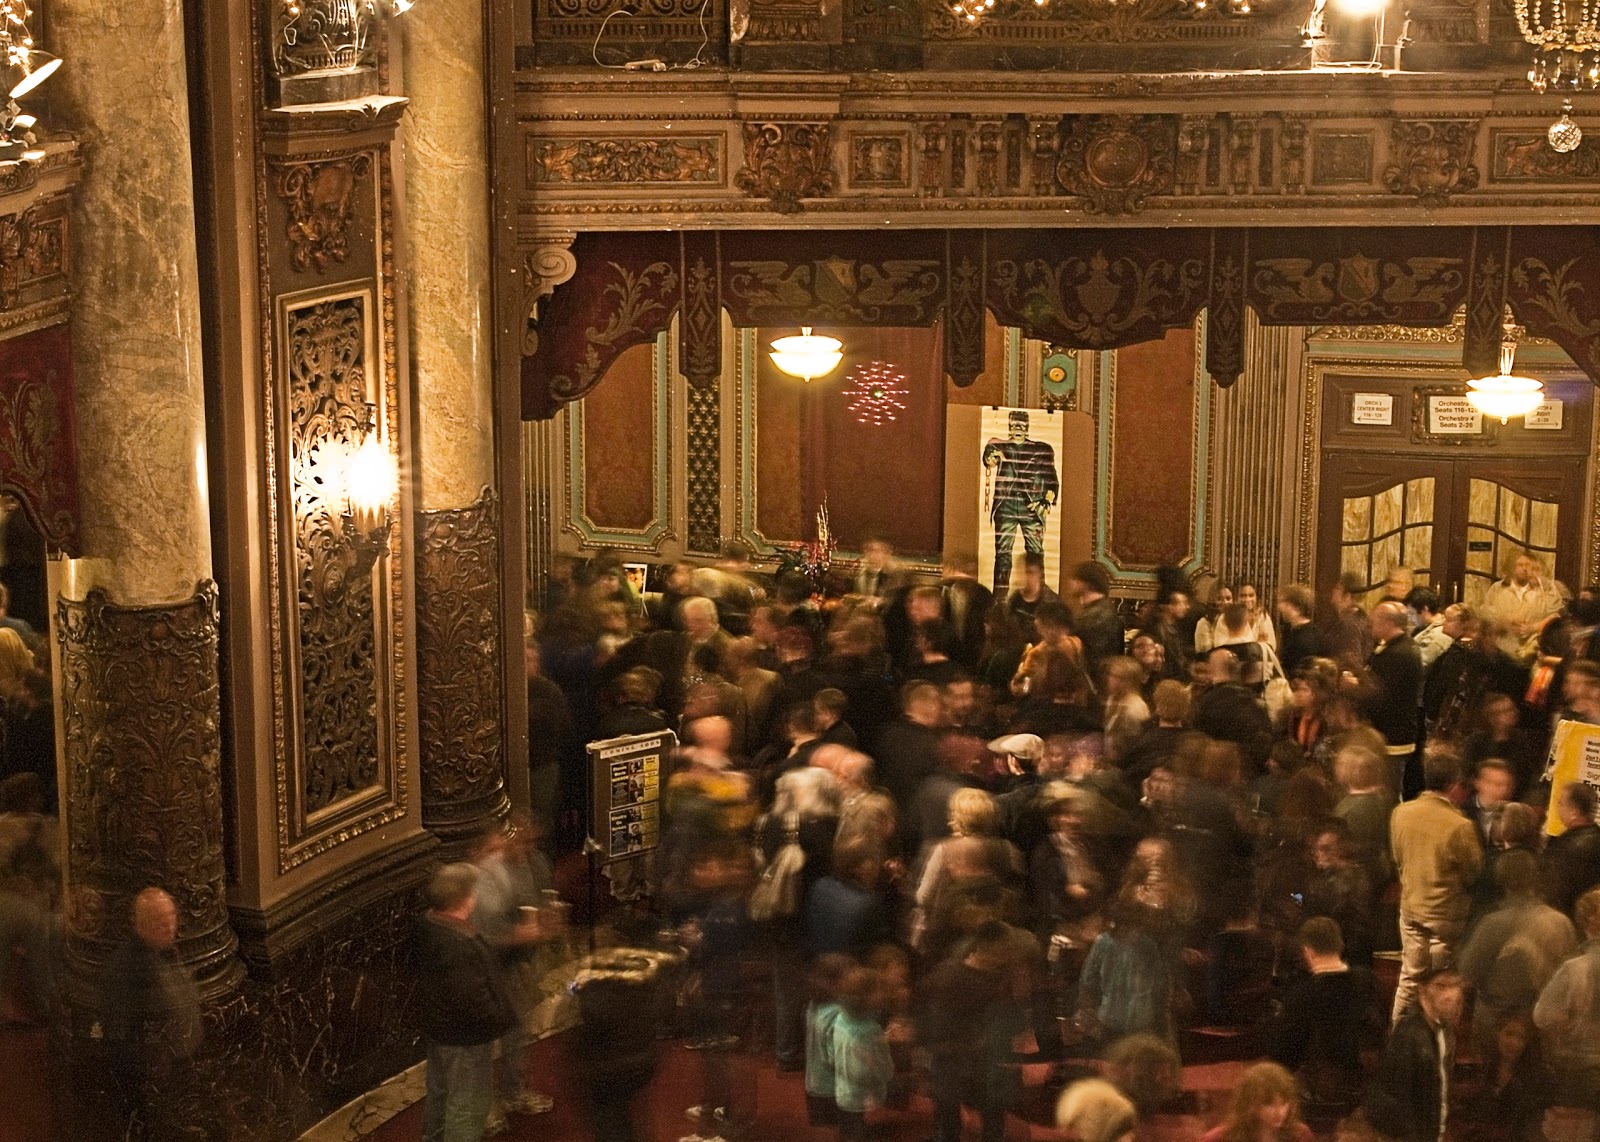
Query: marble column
48,0,240,1001
402,0,514,848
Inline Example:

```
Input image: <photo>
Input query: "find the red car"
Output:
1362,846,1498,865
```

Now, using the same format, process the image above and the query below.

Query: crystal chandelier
1519,0,1600,93
769,327,844,383
1465,310,1545,424
1517,0,1596,144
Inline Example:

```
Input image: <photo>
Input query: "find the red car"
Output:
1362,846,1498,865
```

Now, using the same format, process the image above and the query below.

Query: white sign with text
1525,398,1564,430
1428,395,1483,435
1351,393,1394,426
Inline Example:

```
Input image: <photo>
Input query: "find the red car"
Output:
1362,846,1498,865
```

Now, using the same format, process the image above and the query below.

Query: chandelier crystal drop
843,361,910,427
769,327,844,383
1549,99,1585,151
1465,310,1545,424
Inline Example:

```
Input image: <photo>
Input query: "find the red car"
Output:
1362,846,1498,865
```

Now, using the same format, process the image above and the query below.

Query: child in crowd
805,955,852,1127
832,962,893,1142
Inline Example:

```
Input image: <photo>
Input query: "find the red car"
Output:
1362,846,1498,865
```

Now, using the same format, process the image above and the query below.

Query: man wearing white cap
990,733,1047,854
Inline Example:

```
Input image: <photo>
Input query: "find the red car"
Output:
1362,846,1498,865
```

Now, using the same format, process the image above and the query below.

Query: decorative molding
0,209,31,309
529,135,723,186
1055,115,1177,215
1492,131,1600,182
1382,120,1480,205
273,283,407,872
415,487,509,846
685,376,722,553
1310,315,1465,343
563,330,676,553
55,583,242,997
286,295,384,820
271,152,375,274
522,231,579,355
1092,315,1213,590
735,122,836,214
849,133,911,188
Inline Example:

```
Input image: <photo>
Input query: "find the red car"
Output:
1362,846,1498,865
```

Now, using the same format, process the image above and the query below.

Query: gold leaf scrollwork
735,122,837,214
416,489,508,833
55,584,238,990
550,259,679,402
286,298,382,816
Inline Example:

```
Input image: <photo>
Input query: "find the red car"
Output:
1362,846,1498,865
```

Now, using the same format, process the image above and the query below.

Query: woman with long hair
1281,657,1341,763
1200,1061,1311,1142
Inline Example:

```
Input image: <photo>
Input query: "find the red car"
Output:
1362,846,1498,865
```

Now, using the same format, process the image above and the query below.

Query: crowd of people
485,540,1600,1142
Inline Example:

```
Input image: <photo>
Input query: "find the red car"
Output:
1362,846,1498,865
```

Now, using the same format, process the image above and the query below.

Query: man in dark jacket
416,863,520,1142
103,887,213,1141
1362,601,1424,798
1192,648,1274,774
1067,561,1125,683
1365,968,1465,1142
1545,780,1600,917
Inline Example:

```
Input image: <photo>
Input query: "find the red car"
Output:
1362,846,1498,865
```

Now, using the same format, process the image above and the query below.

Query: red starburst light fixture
843,361,910,427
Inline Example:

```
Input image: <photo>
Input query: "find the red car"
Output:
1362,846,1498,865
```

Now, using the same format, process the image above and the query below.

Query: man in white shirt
1480,552,1565,663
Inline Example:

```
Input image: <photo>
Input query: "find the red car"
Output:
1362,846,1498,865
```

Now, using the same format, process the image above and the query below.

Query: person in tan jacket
1389,744,1483,1025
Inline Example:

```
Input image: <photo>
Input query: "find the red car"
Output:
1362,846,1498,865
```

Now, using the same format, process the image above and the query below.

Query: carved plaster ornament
735,122,837,214
0,210,27,309
1056,116,1177,215
522,234,578,356
274,153,375,274
415,488,507,828
1382,120,1481,205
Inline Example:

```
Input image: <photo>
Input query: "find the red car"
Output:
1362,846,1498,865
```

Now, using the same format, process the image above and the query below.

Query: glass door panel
1340,477,1436,609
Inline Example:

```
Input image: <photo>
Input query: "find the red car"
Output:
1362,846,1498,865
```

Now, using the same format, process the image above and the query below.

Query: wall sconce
341,432,396,558
0,1,60,162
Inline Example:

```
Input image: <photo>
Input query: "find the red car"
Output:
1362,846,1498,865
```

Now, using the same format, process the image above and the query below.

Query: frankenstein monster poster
978,407,1064,596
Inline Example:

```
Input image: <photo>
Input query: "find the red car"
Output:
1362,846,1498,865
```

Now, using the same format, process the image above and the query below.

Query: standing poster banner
978,406,1065,596
588,729,674,861
1544,719,1600,836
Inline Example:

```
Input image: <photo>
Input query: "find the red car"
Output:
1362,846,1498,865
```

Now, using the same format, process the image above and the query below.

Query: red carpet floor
364,1032,1225,1142
0,1025,52,1142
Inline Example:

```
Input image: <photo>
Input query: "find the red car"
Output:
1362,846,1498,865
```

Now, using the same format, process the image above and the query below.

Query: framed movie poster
977,407,1066,596
587,729,674,862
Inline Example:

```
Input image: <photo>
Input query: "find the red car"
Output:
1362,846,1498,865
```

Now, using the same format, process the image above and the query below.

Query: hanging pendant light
769,327,843,383
1466,309,1545,424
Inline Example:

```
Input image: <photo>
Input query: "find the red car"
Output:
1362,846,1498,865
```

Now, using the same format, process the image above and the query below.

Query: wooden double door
1317,454,1586,607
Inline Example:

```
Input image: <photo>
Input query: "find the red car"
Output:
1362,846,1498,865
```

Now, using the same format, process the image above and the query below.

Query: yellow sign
1544,719,1600,835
